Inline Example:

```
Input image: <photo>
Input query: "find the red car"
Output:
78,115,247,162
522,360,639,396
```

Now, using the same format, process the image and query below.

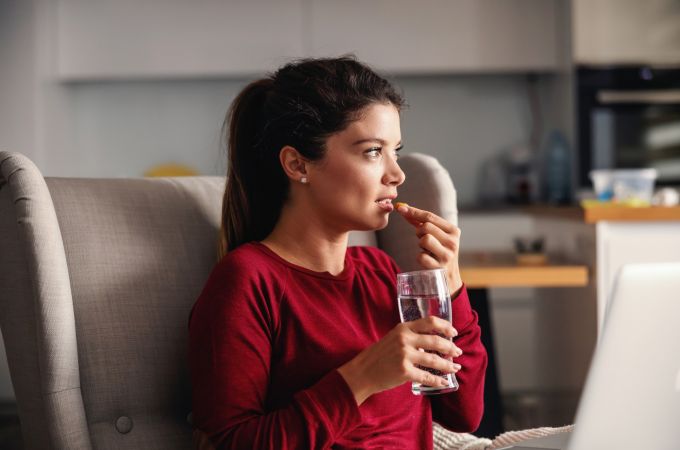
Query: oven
577,66,680,187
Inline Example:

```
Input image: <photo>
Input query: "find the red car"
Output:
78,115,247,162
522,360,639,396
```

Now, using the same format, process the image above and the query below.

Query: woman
188,56,487,449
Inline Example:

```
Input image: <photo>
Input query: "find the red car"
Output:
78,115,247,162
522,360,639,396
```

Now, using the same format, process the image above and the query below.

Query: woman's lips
375,198,394,212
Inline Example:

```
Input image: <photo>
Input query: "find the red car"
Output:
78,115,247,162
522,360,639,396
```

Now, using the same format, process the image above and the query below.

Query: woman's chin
375,216,390,230
344,209,391,232
346,221,387,233
362,215,390,231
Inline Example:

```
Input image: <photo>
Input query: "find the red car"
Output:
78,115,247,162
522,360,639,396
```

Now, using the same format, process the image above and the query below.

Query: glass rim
396,268,446,279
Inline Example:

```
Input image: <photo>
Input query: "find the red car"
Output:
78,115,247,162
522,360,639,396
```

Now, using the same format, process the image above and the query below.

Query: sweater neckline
251,241,354,281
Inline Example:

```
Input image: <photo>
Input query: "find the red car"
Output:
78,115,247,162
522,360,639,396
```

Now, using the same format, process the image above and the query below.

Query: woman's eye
365,148,382,158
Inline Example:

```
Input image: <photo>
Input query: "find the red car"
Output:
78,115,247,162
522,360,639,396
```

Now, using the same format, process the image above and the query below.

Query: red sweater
189,242,487,449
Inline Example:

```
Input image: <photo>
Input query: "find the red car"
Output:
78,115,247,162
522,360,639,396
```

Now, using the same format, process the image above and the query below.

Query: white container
589,170,615,201
589,169,658,205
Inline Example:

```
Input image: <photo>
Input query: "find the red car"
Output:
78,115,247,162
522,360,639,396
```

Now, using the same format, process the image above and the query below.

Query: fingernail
452,363,462,370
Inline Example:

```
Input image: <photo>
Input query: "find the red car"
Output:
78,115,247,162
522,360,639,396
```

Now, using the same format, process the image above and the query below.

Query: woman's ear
279,146,309,184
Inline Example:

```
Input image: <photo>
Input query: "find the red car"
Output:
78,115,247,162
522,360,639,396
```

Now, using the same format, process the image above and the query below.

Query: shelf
460,252,589,288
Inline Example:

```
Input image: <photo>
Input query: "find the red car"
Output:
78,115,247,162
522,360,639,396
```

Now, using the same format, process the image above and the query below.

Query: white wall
0,0,38,162
50,79,242,177
45,74,538,206
0,0,36,402
398,75,534,205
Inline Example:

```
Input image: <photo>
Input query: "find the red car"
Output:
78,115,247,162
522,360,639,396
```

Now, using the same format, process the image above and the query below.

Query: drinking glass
397,268,459,395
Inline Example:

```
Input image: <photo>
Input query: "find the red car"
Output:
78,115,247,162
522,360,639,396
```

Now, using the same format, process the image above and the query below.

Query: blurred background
2,0,680,447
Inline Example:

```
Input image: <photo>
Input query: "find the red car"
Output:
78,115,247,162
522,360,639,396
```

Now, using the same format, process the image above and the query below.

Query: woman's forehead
336,103,401,144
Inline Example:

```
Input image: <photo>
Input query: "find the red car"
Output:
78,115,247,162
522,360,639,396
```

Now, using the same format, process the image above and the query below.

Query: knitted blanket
433,422,574,450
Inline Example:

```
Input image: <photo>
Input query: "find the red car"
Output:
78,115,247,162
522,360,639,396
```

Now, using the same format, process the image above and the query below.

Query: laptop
502,262,680,450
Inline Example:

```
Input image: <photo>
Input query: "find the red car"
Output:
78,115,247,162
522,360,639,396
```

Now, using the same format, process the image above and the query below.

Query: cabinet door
596,221,680,331
573,0,680,65
308,0,560,73
56,0,305,80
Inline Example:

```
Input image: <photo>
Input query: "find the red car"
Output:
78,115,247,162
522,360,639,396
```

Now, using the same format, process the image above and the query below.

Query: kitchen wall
0,0,37,161
43,74,543,206
1,0,572,207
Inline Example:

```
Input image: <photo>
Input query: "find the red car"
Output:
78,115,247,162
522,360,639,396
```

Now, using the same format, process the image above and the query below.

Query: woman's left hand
396,203,463,296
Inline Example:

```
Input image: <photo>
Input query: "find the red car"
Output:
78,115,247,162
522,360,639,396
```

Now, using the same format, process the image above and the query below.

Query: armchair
0,151,462,449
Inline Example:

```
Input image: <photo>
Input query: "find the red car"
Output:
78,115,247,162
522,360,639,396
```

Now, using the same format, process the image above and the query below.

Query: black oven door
577,67,680,187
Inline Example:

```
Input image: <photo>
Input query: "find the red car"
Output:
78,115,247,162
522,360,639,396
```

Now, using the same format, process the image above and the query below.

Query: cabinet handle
597,89,680,104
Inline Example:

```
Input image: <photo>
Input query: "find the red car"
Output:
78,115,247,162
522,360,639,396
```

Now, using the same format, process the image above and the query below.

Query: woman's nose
383,157,405,186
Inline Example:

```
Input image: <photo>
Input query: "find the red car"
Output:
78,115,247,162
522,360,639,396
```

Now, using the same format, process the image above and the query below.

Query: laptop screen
568,263,680,450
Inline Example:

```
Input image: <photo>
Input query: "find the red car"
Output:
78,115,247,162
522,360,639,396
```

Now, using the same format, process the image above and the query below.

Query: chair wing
0,152,91,449
0,151,225,449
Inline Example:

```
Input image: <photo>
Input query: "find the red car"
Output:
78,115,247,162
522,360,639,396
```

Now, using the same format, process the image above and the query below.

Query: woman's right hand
337,316,463,405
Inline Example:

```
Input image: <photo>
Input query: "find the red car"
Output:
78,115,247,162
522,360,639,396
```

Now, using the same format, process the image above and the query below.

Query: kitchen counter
582,205,680,223
463,203,680,223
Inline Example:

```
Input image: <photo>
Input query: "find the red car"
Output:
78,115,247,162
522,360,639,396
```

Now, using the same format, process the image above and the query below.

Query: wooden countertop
582,205,680,223
460,252,589,289
519,204,680,223
464,204,680,224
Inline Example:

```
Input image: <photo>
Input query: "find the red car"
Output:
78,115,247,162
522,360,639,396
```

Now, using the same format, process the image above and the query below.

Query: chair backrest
0,151,456,449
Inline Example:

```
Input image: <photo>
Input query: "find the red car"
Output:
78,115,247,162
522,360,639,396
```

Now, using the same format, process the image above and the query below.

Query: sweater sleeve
430,285,488,432
188,260,363,449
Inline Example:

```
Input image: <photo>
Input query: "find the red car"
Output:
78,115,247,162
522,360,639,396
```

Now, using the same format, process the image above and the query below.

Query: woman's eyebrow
351,138,402,146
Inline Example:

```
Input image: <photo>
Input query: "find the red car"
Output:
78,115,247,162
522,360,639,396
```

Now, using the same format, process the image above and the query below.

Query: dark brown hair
218,56,405,258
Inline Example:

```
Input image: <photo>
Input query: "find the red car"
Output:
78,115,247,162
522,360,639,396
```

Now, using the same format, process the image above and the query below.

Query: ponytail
218,78,284,259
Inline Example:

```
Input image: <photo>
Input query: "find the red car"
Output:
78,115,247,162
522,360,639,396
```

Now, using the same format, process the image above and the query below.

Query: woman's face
306,102,405,232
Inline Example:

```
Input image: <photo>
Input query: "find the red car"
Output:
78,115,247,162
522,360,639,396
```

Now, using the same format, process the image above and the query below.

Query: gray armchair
0,151,460,449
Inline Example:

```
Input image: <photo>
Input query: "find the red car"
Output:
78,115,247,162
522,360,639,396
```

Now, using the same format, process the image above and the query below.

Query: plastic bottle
544,131,571,204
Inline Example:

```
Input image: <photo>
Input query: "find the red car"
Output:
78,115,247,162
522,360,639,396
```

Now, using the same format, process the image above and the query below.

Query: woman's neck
261,205,349,276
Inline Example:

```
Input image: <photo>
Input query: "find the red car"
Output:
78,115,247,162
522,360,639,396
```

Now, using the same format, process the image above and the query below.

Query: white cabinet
573,0,680,65
56,0,562,80
309,0,561,74
595,221,680,331
56,0,306,79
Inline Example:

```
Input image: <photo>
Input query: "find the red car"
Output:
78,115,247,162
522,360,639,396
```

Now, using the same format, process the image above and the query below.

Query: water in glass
397,269,459,395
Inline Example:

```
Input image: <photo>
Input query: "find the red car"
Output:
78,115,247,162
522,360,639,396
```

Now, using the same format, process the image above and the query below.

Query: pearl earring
300,177,308,184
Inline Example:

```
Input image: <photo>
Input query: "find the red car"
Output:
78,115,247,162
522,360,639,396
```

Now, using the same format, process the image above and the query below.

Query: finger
408,316,457,338
418,234,450,264
411,349,460,374
416,222,460,251
413,333,463,357
417,251,441,270
412,365,449,387
412,366,455,388
396,204,455,234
